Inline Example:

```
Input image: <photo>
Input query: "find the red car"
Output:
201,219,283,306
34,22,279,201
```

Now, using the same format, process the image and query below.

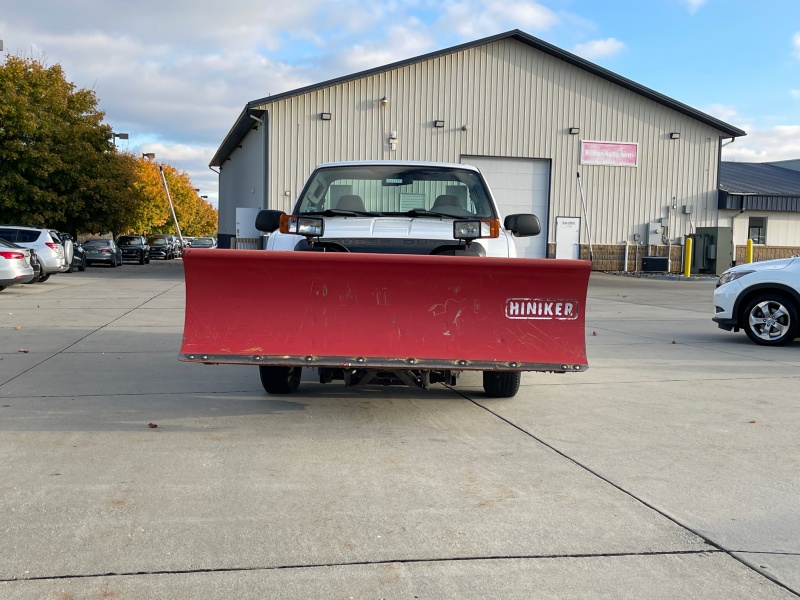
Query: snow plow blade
180,249,590,373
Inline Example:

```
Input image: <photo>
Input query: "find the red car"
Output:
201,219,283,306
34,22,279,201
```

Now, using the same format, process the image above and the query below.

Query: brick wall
547,243,684,272
734,246,800,264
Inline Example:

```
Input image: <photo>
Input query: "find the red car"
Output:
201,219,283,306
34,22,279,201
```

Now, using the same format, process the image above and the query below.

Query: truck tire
259,366,302,394
482,371,521,398
741,292,799,346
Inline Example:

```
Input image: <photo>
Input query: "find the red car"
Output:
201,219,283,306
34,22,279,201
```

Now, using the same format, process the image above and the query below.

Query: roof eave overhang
210,108,266,167
718,190,800,212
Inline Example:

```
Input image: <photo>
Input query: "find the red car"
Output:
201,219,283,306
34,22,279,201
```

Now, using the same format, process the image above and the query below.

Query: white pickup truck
180,160,590,399
259,161,541,257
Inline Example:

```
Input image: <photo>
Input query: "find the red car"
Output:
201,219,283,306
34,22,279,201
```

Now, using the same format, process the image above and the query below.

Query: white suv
713,257,800,346
0,226,68,281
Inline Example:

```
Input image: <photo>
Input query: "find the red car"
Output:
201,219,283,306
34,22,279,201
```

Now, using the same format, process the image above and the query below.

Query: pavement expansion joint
0,550,724,584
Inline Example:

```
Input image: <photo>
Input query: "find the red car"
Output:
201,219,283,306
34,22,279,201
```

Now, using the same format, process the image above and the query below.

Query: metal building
211,29,746,264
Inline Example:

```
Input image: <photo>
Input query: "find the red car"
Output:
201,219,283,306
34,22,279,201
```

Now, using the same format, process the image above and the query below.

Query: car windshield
118,237,141,245
149,238,167,245
84,240,111,247
294,165,495,218
192,238,214,247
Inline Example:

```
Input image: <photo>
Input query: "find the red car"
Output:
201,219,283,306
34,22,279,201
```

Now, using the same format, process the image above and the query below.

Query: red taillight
45,242,60,251
100,248,112,253
0,251,25,260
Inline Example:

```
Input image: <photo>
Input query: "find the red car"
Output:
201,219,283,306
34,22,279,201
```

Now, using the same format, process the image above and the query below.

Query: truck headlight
280,215,324,237
453,219,499,241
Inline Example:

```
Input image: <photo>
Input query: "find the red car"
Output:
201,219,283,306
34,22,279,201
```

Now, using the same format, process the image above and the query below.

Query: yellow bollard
683,237,692,278
746,239,754,264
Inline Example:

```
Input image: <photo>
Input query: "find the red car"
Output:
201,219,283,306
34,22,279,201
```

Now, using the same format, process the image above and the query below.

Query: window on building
748,217,766,245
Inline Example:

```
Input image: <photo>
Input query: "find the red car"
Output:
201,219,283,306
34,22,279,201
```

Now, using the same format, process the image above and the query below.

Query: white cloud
791,90,800,99
337,22,435,72
722,126,800,163
684,0,707,14
794,32,800,59
572,38,626,60
704,103,747,125
437,0,559,39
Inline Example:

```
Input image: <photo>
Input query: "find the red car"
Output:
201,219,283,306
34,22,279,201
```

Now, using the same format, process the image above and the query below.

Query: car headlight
453,219,499,241
717,270,754,286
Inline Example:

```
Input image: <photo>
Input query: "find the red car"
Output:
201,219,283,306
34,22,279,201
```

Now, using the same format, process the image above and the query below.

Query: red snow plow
181,248,590,397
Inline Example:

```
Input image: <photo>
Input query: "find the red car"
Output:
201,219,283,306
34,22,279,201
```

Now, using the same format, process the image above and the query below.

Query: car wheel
110,258,117,268
67,263,74,273
482,371,521,398
0,285,6,292
79,257,86,272
39,273,51,283
139,252,145,265
741,292,799,346
259,366,302,394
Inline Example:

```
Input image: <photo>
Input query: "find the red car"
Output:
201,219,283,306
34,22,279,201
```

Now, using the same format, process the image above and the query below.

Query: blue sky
2,0,799,207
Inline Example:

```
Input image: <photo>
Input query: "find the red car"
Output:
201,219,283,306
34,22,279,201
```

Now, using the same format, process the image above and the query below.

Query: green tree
0,55,134,232
0,55,217,238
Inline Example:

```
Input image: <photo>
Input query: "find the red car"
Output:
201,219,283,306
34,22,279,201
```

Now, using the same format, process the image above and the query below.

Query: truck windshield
294,165,495,218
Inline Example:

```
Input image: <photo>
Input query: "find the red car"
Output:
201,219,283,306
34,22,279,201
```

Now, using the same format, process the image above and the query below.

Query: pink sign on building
580,141,638,167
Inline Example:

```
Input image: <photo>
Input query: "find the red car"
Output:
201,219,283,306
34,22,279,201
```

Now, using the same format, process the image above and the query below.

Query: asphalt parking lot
1,258,798,599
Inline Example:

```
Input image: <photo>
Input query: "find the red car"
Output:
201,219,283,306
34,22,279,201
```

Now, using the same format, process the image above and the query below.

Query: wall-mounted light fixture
379,96,389,107
434,120,445,128
669,132,680,140
142,152,155,159
568,127,580,135
320,112,332,121
461,125,470,132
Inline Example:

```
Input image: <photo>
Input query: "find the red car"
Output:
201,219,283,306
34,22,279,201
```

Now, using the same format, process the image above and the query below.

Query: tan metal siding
254,38,729,244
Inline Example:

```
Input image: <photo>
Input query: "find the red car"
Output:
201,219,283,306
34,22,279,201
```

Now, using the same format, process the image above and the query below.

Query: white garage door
461,156,550,258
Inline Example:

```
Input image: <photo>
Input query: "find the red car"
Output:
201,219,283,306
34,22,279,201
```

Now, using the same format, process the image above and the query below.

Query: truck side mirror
255,210,286,233
504,214,541,237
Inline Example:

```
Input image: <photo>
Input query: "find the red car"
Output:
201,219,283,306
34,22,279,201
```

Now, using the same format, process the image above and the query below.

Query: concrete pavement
1,261,797,599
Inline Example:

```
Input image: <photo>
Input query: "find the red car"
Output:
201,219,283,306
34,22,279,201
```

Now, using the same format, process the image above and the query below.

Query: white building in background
211,29,750,265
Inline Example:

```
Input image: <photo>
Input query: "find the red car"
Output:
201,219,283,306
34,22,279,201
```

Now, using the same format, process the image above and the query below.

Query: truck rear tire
259,366,302,394
482,371,521,398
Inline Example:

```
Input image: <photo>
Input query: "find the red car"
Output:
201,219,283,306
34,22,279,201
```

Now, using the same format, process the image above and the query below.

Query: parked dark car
83,239,123,267
190,237,217,248
117,235,151,264
59,233,86,272
26,249,43,283
147,235,177,260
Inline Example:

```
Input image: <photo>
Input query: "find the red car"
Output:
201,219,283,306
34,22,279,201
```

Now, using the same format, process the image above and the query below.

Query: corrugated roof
211,29,746,166
719,162,800,195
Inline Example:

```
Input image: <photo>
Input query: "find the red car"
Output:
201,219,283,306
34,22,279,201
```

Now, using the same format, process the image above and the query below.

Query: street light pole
143,153,184,245
111,132,129,146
